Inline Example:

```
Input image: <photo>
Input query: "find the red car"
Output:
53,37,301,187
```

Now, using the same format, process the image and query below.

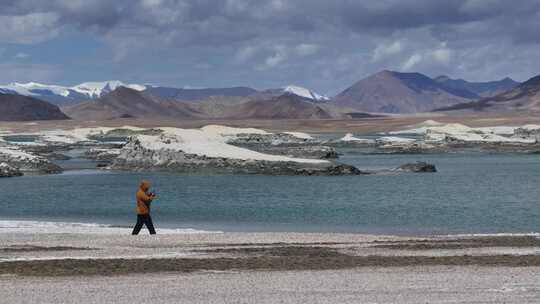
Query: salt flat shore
1,231,539,303
2,267,539,304
1,231,539,271
1,112,540,134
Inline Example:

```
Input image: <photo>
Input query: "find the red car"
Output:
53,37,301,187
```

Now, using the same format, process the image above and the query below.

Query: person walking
132,180,157,235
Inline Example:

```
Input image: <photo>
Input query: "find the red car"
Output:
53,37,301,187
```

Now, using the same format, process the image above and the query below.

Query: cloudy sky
1,0,539,95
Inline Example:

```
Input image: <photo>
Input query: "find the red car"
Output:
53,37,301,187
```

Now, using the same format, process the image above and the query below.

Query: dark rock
0,163,23,177
396,162,437,173
237,145,339,160
41,152,72,161
228,133,315,146
83,148,121,162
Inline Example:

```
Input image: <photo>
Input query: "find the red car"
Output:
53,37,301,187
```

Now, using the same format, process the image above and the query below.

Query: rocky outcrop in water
227,133,315,146
514,127,540,141
111,135,363,175
234,145,339,160
84,148,121,162
0,162,23,177
226,132,339,159
395,162,437,173
0,146,62,174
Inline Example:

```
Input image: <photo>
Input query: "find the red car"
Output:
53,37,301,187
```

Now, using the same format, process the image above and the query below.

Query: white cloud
295,44,319,56
0,13,60,44
431,42,452,65
401,53,422,70
264,49,287,68
235,46,258,62
255,45,289,70
225,0,249,13
372,40,403,62
270,0,287,10
14,53,30,59
140,0,162,8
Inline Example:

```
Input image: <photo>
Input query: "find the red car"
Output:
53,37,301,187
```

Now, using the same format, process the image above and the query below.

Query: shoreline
2,218,540,238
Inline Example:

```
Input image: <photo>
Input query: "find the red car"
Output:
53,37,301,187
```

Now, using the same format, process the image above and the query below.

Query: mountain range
0,81,329,105
331,70,519,113
0,70,536,121
0,81,145,105
63,87,333,121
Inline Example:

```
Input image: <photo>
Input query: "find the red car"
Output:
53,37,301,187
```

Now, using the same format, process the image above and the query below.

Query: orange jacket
136,188,154,215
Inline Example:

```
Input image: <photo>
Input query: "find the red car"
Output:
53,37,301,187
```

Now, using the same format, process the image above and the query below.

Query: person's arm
140,192,154,203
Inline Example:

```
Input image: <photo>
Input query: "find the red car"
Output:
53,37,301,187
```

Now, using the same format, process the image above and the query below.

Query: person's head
140,180,151,191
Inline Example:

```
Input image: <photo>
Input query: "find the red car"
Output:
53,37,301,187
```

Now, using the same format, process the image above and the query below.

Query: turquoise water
1,152,539,235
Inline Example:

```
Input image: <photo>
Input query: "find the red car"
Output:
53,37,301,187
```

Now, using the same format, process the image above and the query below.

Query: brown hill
331,70,473,113
0,93,70,121
144,86,258,101
63,87,203,120
222,94,333,119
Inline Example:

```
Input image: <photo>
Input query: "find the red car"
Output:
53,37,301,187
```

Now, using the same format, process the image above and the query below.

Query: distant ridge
434,74,540,113
144,86,258,101
64,87,334,120
63,87,202,120
434,76,519,98
223,94,332,119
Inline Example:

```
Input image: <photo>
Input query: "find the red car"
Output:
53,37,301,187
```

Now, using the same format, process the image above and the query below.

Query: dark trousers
132,214,156,235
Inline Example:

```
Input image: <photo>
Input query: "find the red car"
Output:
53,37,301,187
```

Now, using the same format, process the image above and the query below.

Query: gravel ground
1,267,539,303
2,232,539,262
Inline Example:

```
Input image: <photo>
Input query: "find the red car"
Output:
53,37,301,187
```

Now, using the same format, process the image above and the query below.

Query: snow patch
140,128,328,164
201,125,270,136
376,136,416,144
0,146,39,161
340,133,374,143
0,80,146,100
283,85,329,101
282,131,314,140
72,81,145,98
391,122,539,144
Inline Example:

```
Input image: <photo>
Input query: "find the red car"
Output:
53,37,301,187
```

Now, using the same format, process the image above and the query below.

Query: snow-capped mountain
0,81,146,105
71,81,146,98
259,85,330,103
282,85,330,102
